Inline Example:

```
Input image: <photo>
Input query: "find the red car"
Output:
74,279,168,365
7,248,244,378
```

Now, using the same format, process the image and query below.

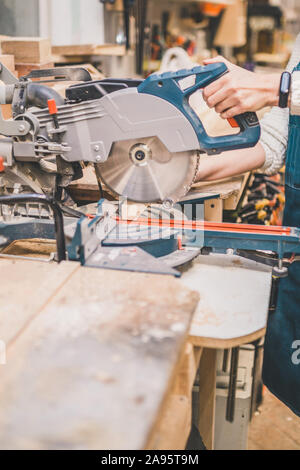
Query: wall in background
0,0,39,36
39,0,105,45
0,0,105,45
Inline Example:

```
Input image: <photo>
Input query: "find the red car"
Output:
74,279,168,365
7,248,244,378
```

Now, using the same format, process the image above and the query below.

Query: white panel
39,0,51,38
40,0,104,46
50,0,73,45
79,0,104,44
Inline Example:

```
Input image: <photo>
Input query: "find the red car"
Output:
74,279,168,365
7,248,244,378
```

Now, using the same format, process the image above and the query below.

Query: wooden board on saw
67,63,105,80
1,38,52,64
187,174,248,205
66,163,248,210
0,36,11,54
0,264,199,450
0,54,15,74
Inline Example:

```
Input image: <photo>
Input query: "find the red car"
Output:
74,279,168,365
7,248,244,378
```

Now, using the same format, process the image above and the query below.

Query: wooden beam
1,37,52,64
146,343,202,450
52,44,126,57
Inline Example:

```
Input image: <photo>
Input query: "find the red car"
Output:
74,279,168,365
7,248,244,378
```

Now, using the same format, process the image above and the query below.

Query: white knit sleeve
259,33,300,175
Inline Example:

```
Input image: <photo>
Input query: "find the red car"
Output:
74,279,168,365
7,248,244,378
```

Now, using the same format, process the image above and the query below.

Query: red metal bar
115,216,291,236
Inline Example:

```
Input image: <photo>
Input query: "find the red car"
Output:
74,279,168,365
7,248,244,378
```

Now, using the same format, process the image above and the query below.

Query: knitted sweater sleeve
259,33,300,175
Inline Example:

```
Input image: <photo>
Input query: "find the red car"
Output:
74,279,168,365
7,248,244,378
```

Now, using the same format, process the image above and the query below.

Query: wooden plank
1,239,56,259
224,173,250,211
1,38,52,64
52,55,86,64
1,104,13,119
173,343,202,397
254,52,289,67
52,44,126,57
147,394,191,450
190,174,246,201
0,36,11,54
0,54,16,119
0,266,199,450
0,259,78,345
146,343,202,450
0,54,15,73
68,63,105,80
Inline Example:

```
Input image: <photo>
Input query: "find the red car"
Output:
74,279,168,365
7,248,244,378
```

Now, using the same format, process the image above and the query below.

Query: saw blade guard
138,63,261,155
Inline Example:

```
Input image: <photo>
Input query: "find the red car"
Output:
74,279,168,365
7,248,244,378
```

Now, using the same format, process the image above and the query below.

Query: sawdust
193,305,223,327
91,371,116,384
1,239,56,258
30,271,199,347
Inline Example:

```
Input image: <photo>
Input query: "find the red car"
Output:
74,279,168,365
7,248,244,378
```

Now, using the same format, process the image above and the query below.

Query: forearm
196,143,266,182
263,74,281,107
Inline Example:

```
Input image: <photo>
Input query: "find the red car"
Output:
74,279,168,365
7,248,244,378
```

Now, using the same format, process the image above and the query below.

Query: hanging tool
135,0,148,74
123,0,134,50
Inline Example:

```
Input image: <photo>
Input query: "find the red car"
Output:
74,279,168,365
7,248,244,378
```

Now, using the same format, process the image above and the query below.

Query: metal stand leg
226,347,240,423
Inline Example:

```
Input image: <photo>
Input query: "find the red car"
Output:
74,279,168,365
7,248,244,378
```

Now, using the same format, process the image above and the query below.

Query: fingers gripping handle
138,63,260,154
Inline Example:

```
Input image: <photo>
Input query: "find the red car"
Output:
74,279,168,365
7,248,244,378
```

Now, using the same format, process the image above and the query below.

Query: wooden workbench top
0,259,198,450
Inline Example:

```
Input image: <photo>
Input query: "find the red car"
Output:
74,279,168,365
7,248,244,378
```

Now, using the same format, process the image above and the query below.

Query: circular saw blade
96,136,199,203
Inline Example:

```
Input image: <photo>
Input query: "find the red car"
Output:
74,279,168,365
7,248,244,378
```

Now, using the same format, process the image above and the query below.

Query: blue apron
262,62,300,417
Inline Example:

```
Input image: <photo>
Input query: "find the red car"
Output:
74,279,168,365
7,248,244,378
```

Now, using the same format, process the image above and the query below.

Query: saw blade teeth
96,138,200,204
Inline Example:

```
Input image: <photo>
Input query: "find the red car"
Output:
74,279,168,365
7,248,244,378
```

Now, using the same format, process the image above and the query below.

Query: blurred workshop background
1,0,299,226
0,0,300,452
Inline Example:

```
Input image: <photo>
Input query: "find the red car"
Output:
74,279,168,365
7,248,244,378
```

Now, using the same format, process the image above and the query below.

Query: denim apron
262,63,300,417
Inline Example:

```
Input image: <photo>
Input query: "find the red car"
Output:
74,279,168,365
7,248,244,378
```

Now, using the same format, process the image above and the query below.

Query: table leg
204,198,223,222
197,348,217,450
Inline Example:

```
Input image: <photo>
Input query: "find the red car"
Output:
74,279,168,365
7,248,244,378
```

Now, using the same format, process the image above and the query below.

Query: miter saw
2,59,298,290
0,60,260,206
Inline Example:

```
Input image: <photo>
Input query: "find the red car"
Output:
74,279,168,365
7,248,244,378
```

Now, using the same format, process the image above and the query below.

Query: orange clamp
47,99,58,115
0,157,4,173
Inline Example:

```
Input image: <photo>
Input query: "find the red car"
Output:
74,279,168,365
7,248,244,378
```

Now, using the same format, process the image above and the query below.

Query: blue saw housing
138,63,261,155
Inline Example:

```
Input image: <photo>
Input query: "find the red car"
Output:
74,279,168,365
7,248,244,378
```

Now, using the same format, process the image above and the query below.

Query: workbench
0,248,271,450
0,171,272,450
0,259,199,449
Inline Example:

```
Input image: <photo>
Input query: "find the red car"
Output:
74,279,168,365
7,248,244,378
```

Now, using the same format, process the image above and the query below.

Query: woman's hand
202,56,281,119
